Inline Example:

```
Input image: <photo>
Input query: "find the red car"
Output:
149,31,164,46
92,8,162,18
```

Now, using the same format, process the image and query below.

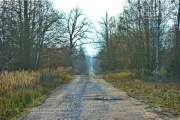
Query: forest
0,0,180,79
97,0,180,81
0,0,92,71
0,0,180,119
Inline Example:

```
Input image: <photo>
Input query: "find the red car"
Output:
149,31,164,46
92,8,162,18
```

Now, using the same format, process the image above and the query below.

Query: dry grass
0,71,40,91
103,72,180,117
0,67,74,120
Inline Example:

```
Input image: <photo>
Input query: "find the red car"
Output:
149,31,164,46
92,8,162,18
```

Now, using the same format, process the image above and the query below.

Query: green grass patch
103,72,180,117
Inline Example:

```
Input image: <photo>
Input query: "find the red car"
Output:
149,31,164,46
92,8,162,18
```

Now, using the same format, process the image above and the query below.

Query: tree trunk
175,1,180,60
23,0,30,70
69,35,73,67
18,0,24,69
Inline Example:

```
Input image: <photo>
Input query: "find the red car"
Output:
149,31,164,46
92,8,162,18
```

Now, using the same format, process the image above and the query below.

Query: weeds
0,68,73,120
104,72,180,117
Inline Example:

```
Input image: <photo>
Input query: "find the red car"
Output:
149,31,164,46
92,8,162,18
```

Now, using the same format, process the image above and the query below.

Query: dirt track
20,75,163,120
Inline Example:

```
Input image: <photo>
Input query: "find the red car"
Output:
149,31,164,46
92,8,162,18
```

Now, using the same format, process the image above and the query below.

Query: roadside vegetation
103,71,180,117
0,67,74,120
97,0,180,118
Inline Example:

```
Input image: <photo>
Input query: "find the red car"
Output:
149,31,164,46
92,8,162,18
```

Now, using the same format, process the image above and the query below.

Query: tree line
0,0,92,71
97,0,180,80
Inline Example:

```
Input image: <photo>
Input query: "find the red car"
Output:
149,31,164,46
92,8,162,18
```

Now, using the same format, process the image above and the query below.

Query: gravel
20,75,162,120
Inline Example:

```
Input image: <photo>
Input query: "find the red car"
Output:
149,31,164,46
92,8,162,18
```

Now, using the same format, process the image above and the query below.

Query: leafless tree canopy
66,6,93,66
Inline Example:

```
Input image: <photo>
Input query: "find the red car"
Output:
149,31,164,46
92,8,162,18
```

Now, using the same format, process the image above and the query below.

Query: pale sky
53,0,126,21
52,0,126,56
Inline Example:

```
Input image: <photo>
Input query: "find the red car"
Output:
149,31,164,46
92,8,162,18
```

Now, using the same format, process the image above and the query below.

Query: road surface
20,75,162,120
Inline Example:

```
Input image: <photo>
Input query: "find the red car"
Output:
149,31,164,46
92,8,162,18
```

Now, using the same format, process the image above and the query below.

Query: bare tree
66,6,92,66
33,0,64,70
0,0,66,70
98,12,115,70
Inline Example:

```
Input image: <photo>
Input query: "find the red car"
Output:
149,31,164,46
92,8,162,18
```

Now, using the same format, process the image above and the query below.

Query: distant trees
75,46,88,74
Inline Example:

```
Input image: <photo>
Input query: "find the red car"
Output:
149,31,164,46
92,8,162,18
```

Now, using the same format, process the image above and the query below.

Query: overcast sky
53,0,125,20
52,0,126,56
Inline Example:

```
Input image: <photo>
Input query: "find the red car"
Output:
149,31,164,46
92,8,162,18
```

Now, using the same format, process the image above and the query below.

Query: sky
52,0,126,56
53,0,126,21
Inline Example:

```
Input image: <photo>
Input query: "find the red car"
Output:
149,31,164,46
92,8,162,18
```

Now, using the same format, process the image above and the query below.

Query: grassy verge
103,71,180,117
0,67,74,120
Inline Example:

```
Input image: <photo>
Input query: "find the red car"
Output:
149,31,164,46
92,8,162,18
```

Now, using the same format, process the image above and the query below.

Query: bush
167,59,180,78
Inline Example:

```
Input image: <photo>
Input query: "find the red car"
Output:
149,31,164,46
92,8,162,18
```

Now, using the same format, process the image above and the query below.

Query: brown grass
0,67,74,120
103,72,180,117
0,71,40,91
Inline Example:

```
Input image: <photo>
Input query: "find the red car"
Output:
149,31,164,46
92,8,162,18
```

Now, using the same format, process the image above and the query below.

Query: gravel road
20,75,162,120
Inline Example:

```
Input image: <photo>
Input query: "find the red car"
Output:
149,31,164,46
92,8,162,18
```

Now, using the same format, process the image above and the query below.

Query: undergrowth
103,71,180,117
0,67,74,120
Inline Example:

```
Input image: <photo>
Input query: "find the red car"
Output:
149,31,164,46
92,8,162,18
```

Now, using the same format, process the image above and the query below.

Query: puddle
84,97,126,101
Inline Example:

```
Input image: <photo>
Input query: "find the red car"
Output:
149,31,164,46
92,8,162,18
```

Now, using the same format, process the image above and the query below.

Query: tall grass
0,67,73,120
0,71,40,91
